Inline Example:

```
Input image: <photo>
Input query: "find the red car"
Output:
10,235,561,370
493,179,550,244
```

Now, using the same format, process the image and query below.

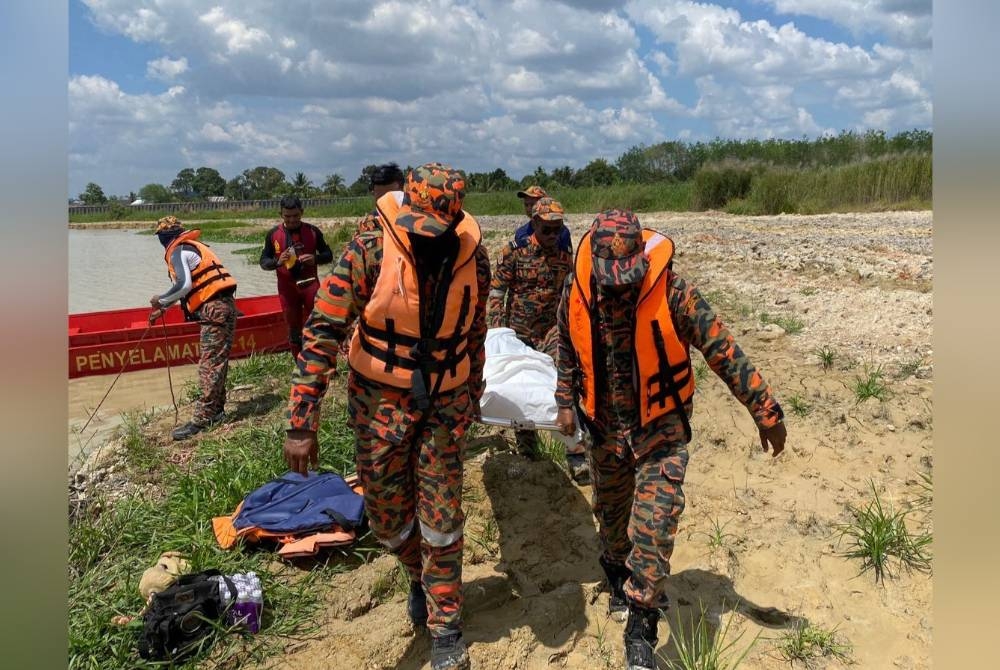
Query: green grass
697,153,932,215
775,622,852,666
468,516,501,559
183,352,293,402
759,312,804,335
691,517,737,551
370,560,411,605
836,480,932,584
537,431,568,466
68,389,360,670
786,394,812,417
814,346,836,372
694,361,710,383
663,604,759,670
851,364,891,403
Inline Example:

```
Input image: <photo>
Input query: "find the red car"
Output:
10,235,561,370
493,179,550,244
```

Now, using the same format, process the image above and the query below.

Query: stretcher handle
478,416,563,432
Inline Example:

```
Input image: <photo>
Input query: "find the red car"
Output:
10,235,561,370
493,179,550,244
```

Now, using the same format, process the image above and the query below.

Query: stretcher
476,328,584,447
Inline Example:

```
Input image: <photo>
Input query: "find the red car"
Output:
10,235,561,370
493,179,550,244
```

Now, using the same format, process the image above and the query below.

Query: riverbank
69,209,933,669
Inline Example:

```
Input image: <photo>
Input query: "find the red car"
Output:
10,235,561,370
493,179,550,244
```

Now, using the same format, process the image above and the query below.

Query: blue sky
69,0,931,197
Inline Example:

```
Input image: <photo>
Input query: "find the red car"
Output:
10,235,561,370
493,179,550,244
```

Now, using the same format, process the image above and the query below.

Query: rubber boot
599,556,630,622
408,581,428,628
623,604,660,670
431,631,471,670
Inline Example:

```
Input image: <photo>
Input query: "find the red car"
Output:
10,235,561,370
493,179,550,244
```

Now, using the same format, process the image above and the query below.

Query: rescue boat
68,295,290,379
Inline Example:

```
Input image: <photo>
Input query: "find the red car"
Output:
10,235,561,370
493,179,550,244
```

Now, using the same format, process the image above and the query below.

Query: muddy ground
75,210,934,669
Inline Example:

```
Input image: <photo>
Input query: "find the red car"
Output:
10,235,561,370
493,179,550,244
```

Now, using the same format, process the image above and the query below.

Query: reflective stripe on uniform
419,520,464,547
380,517,416,549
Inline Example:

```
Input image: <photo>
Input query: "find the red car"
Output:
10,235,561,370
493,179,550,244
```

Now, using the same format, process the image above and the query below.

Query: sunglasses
537,224,564,235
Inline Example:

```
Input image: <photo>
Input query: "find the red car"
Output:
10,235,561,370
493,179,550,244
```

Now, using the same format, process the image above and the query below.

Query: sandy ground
253,210,933,670
73,210,933,668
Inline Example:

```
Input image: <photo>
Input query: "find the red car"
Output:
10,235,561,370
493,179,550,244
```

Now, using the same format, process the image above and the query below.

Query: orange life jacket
164,230,237,319
567,229,694,433
347,192,482,393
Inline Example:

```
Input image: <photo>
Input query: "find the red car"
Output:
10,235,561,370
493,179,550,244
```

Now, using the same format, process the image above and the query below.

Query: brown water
68,229,277,312
68,229,280,468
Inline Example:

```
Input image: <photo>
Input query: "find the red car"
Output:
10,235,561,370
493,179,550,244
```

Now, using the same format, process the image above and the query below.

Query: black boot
623,604,660,670
407,581,428,628
430,631,470,670
171,421,205,441
599,556,631,622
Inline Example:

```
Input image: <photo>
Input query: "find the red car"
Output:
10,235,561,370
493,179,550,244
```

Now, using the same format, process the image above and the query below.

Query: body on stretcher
478,328,585,447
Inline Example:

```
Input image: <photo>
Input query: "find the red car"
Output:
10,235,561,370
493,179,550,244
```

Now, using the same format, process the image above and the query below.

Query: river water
68,229,277,312
68,229,285,468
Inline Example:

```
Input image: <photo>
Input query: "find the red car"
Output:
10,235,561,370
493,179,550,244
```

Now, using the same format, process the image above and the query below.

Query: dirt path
237,210,932,669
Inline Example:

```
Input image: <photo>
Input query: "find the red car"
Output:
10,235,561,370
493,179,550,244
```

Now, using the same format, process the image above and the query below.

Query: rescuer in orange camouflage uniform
283,163,489,670
554,210,787,670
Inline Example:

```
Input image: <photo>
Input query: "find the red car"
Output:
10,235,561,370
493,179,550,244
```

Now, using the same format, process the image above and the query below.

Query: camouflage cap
590,209,648,286
531,197,565,222
516,185,548,200
154,215,184,234
395,163,467,237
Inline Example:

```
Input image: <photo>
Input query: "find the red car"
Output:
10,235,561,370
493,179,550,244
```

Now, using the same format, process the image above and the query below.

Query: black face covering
157,230,184,248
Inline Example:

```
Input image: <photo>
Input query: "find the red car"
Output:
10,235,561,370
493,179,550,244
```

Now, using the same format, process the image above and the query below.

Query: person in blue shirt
514,185,572,252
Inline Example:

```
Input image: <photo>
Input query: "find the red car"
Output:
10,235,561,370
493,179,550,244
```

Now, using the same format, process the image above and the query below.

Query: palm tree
321,173,346,196
291,172,314,197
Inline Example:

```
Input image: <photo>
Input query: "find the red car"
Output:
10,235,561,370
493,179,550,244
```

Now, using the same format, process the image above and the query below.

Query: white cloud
198,7,272,56
71,0,931,194
762,0,932,48
146,56,188,81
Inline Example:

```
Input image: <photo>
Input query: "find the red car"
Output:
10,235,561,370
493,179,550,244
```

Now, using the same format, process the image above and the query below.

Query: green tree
80,182,107,205
170,168,197,199
616,145,652,183
348,164,378,196
573,158,619,187
192,167,226,197
289,172,314,197
241,166,288,199
138,183,173,203
321,173,346,196
224,176,249,200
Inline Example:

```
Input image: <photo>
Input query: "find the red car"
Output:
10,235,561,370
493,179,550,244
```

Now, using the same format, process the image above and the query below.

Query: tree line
75,128,931,205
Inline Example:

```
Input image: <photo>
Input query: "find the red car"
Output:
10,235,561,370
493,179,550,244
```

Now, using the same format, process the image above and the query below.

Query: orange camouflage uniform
287,229,491,635
555,271,783,608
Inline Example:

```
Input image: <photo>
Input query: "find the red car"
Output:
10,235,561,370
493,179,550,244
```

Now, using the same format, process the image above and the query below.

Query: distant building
207,196,227,203
130,198,146,206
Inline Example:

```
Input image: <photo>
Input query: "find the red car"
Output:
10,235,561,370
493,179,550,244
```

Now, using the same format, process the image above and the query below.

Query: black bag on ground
137,569,234,662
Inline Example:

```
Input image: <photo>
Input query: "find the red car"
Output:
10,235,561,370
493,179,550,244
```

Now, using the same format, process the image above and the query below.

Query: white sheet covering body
480,328,584,448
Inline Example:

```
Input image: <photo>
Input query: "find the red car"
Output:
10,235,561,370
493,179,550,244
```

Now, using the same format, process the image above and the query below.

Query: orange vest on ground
567,229,694,429
164,230,237,319
347,192,482,392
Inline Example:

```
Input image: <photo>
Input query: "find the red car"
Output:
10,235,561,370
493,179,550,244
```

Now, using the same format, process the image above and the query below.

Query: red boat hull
69,295,290,378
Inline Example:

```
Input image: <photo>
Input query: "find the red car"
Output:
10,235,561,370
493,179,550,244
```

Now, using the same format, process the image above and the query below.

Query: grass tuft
691,517,737,551
759,312,804,334
836,480,932,584
814,346,836,371
786,394,812,418
663,603,759,670
851,364,891,403
776,622,852,665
